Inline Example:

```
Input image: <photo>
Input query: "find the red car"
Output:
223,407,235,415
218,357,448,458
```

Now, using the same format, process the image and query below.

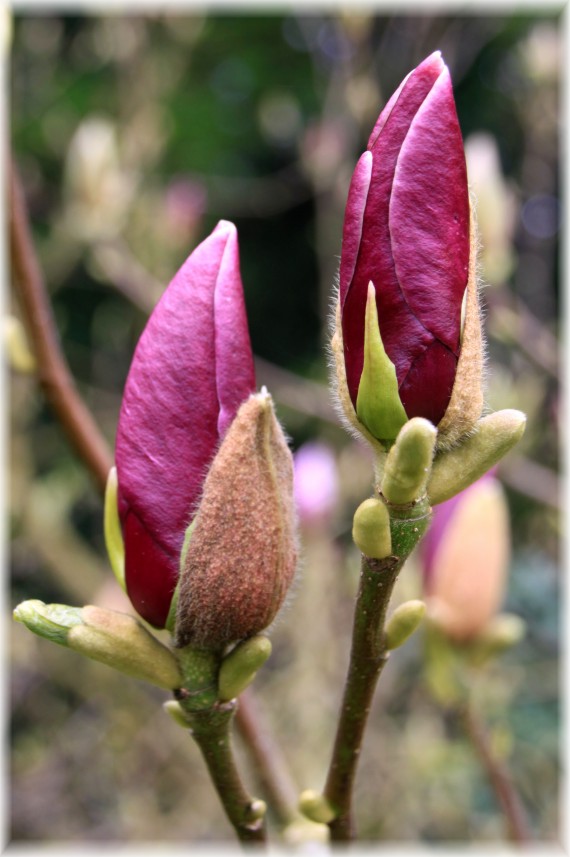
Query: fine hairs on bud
436,207,486,449
175,391,297,649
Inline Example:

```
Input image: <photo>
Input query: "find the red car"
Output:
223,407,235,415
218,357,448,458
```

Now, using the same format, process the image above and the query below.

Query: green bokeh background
9,8,561,846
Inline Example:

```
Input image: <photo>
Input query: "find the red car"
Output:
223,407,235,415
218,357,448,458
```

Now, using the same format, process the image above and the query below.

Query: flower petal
390,67,470,353
116,222,254,627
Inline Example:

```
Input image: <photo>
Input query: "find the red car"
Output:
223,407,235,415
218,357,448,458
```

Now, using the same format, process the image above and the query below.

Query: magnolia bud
423,474,510,641
381,418,437,505
218,636,272,701
385,600,426,650
352,498,392,558
175,390,297,649
333,52,483,450
428,410,526,505
14,600,182,689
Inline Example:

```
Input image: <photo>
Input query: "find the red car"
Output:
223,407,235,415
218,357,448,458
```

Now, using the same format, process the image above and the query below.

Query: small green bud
104,467,126,590
298,790,336,824
355,282,408,443
385,600,426,650
218,635,272,701
352,498,392,558
381,418,437,505
14,600,182,690
428,410,526,505
163,700,192,729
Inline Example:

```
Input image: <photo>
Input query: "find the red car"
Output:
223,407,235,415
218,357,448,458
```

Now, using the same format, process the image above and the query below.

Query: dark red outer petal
341,54,444,406
398,338,457,425
389,67,470,354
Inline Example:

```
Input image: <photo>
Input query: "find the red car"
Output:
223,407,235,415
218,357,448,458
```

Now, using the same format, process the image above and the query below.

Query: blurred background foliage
9,7,561,847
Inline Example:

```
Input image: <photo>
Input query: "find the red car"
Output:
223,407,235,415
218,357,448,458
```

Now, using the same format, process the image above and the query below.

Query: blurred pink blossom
294,441,339,525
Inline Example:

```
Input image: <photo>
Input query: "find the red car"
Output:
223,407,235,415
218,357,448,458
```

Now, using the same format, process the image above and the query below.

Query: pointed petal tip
213,219,237,239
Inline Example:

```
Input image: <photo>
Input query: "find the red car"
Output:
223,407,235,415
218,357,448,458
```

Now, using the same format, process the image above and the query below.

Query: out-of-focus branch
457,703,532,845
9,157,112,493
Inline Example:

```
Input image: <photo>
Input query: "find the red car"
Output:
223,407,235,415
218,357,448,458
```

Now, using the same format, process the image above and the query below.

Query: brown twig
458,703,532,845
9,156,112,493
235,688,299,827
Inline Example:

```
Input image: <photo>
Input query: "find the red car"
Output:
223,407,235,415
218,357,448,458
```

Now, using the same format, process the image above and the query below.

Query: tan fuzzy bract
437,207,485,449
175,391,297,649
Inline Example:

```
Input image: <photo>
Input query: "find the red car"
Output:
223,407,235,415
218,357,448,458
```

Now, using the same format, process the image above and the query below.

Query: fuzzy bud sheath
174,391,297,650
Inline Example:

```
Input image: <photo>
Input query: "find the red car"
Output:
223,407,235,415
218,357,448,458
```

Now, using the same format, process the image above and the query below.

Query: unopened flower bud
381,418,437,505
14,600,182,689
332,52,483,450
218,636,272,701
385,600,426,650
422,474,511,641
298,790,336,824
427,410,526,505
352,498,392,558
175,390,297,650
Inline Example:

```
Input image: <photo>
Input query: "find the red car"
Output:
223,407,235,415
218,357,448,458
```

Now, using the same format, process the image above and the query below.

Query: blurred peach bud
421,473,511,641
293,441,339,525
64,116,135,239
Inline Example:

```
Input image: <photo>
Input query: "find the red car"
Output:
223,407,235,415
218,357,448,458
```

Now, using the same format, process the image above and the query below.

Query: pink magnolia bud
420,472,510,641
115,221,255,628
332,52,483,449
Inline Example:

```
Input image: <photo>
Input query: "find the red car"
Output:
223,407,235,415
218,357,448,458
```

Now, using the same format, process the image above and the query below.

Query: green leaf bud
218,635,272,701
385,599,426,650
163,700,192,729
14,600,182,690
381,418,437,505
104,466,126,590
428,410,526,505
352,498,392,558
298,790,336,824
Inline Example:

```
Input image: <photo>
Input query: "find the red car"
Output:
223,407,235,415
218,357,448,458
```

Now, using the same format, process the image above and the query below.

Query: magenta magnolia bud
115,221,255,628
332,51,483,449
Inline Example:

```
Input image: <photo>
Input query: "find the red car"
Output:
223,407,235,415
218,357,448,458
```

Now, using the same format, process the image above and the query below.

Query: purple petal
398,339,457,424
116,222,255,627
367,51,443,150
213,221,256,437
339,151,372,309
341,55,444,404
390,67,470,354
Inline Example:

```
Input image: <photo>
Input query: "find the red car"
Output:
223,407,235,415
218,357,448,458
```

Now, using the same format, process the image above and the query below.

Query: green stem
323,499,431,842
184,702,267,845
176,645,267,845
323,553,401,841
